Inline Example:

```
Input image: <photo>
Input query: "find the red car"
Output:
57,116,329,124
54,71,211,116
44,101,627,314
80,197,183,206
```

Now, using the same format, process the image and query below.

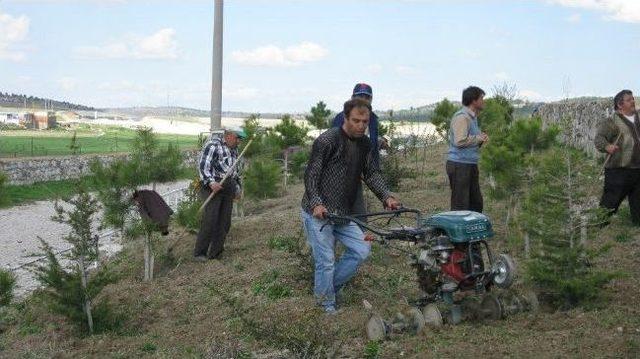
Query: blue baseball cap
352,83,373,97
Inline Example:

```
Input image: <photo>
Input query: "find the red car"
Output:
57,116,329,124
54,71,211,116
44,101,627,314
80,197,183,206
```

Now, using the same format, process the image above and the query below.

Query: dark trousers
446,161,483,213
600,167,640,224
194,185,235,258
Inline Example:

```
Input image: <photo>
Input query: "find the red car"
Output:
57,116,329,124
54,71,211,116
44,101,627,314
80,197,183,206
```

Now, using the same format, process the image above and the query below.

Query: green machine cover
421,211,494,243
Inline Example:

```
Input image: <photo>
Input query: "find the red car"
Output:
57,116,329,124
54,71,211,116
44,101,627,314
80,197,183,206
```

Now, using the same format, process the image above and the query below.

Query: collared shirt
624,114,636,124
332,111,380,170
198,137,240,187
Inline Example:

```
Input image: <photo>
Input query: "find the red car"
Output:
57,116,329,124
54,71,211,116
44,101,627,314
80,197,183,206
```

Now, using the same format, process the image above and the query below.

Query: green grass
0,125,199,157
1,167,195,208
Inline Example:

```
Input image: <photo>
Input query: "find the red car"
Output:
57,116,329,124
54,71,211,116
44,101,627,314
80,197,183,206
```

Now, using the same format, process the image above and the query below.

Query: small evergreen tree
521,148,616,309
430,98,459,139
92,127,184,281
244,159,282,199
289,150,310,180
0,268,16,306
273,115,309,149
241,114,263,158
305,101,332,129
478,95,514,136
90,159,138,232
175,178,202,233
31,187,120,334
69,131,80,155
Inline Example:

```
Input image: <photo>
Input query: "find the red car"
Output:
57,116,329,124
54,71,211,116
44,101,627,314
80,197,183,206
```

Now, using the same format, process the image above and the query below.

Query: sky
1,0,639,113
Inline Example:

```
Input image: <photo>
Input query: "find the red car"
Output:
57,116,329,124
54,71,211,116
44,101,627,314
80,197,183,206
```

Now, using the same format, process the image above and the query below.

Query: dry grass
1,144,639,358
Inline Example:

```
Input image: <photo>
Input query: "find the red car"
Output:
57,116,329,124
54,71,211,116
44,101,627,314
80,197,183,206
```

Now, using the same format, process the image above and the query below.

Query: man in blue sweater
446,86,489,212
332,83,380,217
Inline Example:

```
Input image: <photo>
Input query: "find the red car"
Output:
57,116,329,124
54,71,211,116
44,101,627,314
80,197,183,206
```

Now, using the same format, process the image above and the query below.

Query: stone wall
537,98,614,157
0,150,199,185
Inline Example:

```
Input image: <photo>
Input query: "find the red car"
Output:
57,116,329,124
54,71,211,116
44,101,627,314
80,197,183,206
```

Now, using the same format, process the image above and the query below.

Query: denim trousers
301,210,371,308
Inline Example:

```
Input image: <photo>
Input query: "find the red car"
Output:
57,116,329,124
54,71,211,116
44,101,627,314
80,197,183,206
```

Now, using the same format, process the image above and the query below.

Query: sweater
301,127,391,218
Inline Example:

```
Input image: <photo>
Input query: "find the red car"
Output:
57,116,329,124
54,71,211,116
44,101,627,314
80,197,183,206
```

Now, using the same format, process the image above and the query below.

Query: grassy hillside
0,145,638,358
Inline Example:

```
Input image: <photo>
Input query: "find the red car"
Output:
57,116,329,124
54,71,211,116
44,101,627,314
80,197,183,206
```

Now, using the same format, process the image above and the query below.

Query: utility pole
210,0,224,131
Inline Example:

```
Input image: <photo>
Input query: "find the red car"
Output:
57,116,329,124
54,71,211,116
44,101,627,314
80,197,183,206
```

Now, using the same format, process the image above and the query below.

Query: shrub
176,179,202,233
288,150,309,179
305,101,332,129
244,158,282,199
273,115,309,149
0,171,9,207
430,98,459,139
0,268,17,306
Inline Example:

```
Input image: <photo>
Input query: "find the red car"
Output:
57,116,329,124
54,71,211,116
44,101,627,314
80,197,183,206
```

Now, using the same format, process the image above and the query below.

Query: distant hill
0,92,96,111
104,106,292,120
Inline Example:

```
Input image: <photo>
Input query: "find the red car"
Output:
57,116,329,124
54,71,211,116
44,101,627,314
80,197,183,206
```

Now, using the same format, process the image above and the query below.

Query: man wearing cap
194,128,246,261
332,83,381,217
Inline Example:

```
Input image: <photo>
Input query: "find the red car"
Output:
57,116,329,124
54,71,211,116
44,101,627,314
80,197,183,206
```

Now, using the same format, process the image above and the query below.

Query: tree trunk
283,152,288,192
144,235,151,281
524,232,530,259
580,214,587,246
566,155,574,248
78,258,94,335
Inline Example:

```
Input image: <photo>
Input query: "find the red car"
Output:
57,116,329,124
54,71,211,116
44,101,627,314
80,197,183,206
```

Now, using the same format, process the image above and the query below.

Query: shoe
324,305,338,315
194,255,207,262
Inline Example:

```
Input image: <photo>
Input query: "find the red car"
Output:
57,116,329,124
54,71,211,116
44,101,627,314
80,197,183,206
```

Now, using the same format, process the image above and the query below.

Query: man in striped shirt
194,129,245,261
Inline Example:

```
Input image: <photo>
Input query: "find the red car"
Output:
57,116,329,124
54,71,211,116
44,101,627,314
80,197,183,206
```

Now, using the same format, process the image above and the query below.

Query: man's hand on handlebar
312,205,328,219
384,196,401,210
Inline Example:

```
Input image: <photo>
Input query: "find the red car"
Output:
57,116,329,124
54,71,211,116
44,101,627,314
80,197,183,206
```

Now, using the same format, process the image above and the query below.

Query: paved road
0,180,190,296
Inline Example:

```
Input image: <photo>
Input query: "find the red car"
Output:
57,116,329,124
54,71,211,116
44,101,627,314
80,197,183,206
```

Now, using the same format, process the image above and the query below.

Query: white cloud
58,77,78,91
0,10,30,62
232,41,328,67
566,13,582,23
548,0,640,23
74,28,178,60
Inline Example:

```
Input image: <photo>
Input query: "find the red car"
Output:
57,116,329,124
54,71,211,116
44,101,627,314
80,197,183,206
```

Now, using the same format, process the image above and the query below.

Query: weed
363,340,382,359
267,235,299,253
251,270,292,300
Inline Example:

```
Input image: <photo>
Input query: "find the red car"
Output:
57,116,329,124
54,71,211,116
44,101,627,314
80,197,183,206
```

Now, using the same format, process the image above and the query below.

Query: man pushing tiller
301,97,401,315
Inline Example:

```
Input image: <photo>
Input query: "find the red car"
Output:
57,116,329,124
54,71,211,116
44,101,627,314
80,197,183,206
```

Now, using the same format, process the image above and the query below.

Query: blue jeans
301,210,371,308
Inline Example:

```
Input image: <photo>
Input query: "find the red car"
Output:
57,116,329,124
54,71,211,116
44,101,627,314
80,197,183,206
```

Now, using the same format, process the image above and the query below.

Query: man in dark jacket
302,97,400,314
332,83,380,217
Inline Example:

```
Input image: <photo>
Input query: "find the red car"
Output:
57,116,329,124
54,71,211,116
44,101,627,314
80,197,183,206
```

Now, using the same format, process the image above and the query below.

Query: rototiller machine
325,208,538,340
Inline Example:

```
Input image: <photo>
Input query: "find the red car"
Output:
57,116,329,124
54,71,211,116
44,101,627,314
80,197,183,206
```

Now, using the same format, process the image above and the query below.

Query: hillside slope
1,146,638,358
